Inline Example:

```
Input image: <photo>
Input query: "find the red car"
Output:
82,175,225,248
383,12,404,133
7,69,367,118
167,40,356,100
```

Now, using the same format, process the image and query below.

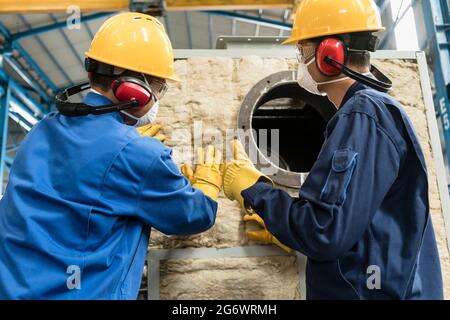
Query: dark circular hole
251,83,328,173
238,71,337,187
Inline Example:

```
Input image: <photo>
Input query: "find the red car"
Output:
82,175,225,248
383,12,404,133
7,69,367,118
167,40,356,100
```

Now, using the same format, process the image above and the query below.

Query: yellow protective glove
137,123,166,142
181,146,224,201
223,139,273,208
243,212,293,253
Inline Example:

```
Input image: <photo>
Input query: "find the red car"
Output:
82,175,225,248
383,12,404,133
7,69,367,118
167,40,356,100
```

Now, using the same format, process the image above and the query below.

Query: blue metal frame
418,0,450,172
3,54,52,104
12,42,58,93
0,66,48,190
0,23,10,40
10,96,41,119
0,23,54,112
0,12,113,185
8,79,46,117
0,68,8,83
0,81,11,191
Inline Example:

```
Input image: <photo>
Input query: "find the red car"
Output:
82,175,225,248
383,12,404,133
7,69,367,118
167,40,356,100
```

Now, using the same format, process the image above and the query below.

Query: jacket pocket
320,148,358,205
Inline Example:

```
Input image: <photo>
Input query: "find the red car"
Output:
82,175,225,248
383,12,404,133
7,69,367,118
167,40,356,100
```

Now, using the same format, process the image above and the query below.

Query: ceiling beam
0,0,128,13
165,0,293,11
0,0,293,13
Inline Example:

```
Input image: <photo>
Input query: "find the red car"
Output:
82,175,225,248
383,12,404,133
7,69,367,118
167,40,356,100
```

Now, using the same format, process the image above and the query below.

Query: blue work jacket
0,92,217,299
242,82,443,300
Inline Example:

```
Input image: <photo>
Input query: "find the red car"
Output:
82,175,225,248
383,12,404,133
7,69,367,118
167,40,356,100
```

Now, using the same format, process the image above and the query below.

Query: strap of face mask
305,58,349,86
120,110,140,121
317,76,350,86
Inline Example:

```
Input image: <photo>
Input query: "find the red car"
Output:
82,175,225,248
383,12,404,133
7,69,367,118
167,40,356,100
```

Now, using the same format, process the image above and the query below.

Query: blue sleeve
137,147,217,235
242,109,401,261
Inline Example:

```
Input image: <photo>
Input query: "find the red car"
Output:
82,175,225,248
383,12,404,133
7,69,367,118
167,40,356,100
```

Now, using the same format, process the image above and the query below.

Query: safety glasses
142,74,169,100
296,43,316,64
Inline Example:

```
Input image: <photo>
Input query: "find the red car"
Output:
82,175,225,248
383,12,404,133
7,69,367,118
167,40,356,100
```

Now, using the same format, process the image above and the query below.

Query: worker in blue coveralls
223,0,444,299
0,13,223,299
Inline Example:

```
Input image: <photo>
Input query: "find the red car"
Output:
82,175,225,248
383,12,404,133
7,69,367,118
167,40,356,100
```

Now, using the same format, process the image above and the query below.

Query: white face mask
297,58,350,96
121,99,159,127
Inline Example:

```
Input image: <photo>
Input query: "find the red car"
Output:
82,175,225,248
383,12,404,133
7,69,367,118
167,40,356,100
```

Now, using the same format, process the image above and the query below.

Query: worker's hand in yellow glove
223,139,273,208
181,146,224,201
243,212,293,253
137,124,166,142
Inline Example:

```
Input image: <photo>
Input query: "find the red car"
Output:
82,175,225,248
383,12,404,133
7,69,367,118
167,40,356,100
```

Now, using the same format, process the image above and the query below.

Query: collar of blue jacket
83,91,124,123
340,81,369,108
84,91,113,106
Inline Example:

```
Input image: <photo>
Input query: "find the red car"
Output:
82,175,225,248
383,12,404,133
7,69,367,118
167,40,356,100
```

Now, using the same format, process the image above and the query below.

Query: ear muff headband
56,74,156,117
84,57,117,76
55,82,139,117
324,56,392,92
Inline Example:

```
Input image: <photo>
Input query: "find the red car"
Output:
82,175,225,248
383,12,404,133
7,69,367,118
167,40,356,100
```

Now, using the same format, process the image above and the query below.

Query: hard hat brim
167,74,181,82
282,27,385,45
85,52,181,82
282,37,298,45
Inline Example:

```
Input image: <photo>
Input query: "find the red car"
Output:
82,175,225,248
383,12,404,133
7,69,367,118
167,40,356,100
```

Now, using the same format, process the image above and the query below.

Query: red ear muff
111,77,152,108
316,38,347,76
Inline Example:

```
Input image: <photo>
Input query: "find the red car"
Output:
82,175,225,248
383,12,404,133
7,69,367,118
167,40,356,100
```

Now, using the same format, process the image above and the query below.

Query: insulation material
160,256,300,300
149,56,450,299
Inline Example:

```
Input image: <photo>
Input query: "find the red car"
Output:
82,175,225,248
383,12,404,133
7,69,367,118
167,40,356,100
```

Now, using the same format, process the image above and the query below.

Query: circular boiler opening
238,71,337,188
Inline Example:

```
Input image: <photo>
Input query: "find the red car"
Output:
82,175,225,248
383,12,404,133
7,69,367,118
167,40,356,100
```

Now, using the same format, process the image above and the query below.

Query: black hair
345,32,373,70
89,72,115,91
346,51,371,71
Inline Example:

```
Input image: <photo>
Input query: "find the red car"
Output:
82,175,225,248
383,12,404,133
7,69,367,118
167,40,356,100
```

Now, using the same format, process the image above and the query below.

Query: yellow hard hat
85,12,180,82
283,0,385,45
